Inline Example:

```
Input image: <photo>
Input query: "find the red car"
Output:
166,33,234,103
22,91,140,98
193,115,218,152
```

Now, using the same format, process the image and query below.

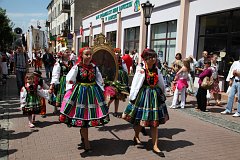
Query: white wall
186,0,240,58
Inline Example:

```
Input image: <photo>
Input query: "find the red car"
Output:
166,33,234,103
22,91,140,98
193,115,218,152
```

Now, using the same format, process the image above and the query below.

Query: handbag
201,76,214,89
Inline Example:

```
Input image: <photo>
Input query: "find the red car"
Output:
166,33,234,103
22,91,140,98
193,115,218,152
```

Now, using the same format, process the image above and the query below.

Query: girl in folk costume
122,49,169,157
33,70,49,118
107,48,129,118
20,73,51,128
50,52,73,113
59,47,109,152
170,58,190,109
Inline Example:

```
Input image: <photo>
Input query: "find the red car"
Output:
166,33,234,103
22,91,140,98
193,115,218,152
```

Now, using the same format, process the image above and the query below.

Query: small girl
170,58,190,109
20,73,51,128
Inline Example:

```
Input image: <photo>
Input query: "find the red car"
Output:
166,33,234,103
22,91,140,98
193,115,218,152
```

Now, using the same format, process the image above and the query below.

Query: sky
0,0,49,33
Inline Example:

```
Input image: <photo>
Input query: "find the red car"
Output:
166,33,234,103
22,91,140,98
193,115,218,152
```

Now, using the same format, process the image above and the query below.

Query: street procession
0,0,240,159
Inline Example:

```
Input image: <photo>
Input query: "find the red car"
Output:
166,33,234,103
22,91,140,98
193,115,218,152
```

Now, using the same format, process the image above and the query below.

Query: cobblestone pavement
1,68,240,160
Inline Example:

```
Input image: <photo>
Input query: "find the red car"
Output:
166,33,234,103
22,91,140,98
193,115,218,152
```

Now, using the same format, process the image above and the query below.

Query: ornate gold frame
92,33,119,81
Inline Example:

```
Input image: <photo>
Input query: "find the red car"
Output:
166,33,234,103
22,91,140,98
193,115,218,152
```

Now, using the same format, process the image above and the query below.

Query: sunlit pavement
0,67,240,160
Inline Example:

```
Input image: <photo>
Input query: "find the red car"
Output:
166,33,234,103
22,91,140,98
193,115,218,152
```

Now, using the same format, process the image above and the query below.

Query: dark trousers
196,86,207,111
16,70,26,93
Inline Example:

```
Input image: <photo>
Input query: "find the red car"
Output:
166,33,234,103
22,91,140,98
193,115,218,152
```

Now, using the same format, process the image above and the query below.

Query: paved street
1,68,240,160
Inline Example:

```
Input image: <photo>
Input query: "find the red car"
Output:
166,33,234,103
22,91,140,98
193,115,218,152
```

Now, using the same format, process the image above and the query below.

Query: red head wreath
76,47,92,64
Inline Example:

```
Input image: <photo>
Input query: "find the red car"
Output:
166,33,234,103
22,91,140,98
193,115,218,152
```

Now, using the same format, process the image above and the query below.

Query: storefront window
150,20,177,65
197,9,240,91
232,10,240,32
106,31,117,48
199,12,229,36
124,27,140,52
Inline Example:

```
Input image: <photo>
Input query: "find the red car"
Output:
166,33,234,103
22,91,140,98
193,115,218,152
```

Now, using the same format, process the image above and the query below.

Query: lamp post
141,1,154,49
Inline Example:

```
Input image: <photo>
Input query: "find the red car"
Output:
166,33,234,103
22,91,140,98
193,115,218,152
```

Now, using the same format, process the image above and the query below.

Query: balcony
61,25,69,38
61,0,70,13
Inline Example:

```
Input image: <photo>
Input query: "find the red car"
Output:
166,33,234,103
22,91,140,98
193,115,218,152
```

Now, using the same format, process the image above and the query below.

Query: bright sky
0,0,49,33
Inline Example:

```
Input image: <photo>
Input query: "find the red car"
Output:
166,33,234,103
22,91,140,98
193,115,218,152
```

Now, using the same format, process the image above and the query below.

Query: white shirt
226,60,240,81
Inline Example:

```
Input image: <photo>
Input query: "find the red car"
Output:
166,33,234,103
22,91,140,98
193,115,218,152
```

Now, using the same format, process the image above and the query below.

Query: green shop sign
96,1,133,22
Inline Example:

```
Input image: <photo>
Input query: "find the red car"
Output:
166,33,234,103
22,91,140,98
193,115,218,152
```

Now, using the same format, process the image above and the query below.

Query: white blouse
65,63,104,91
129,63,165,101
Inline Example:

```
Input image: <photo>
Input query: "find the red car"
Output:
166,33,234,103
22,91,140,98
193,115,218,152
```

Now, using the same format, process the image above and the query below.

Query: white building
81,0,240,91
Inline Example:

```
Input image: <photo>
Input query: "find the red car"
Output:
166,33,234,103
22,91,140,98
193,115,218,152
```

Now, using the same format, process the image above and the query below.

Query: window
197,9,240,91
70,17,73,31
150,20,177,65
58,4,60,15
106,31,117,48
85,36,89,46
124,27,140,52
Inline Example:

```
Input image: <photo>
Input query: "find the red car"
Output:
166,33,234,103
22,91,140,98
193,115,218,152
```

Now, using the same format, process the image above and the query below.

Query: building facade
81,0,240,91
46,0,119,53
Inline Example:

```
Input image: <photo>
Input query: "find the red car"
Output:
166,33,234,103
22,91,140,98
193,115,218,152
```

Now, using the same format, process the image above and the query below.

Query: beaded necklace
145,63,158,87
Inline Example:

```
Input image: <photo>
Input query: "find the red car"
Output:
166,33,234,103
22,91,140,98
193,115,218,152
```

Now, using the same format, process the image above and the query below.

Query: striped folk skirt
123,85,169,127
59,82,110,128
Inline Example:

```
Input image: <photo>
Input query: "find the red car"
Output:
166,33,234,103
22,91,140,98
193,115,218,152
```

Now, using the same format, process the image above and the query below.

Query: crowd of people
0,44,239,157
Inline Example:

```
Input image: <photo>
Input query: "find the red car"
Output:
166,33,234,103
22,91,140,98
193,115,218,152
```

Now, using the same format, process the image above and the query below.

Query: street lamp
141,1,154,49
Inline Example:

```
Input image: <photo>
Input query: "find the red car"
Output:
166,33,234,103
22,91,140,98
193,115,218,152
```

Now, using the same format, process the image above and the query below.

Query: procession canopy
92,33,118,81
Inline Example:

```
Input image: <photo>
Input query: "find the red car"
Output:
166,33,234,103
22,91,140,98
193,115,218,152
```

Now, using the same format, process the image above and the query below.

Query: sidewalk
1,68,240,160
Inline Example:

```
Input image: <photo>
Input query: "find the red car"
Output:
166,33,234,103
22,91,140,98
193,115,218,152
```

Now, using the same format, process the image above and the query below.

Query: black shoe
141,127,147,136
153,150,165,157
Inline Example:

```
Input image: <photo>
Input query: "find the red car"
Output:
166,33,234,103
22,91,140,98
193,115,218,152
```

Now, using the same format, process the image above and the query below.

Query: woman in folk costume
33,70,49,118
59,47,109,152
170,58,190,109
107,48,129,118
122,49,169,157
20,73,51,128
50,52,73,113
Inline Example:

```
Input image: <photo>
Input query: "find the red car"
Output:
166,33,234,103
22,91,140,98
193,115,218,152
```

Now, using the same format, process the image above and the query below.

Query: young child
20,73,51,128
33,70,49,118
170,58,190,109
122,49,169,157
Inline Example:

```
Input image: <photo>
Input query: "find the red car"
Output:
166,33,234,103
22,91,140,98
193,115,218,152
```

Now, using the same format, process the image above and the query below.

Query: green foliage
0,7,15,50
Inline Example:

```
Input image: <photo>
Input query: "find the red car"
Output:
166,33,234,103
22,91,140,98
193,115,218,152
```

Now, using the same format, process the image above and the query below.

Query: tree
0,7,15,50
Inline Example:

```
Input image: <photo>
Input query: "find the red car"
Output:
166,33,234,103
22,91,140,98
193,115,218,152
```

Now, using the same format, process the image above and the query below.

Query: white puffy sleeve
157,68,165,93
129,65,145,101
20,87,27,108
95,66,104,91
50,62,61,84
65,65,78,91
37,85,51,100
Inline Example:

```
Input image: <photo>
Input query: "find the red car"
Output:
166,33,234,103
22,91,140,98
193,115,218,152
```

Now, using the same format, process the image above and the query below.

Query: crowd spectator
122,49,132,74
42,49,55,82
14,45,29,93
221,59,240,117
